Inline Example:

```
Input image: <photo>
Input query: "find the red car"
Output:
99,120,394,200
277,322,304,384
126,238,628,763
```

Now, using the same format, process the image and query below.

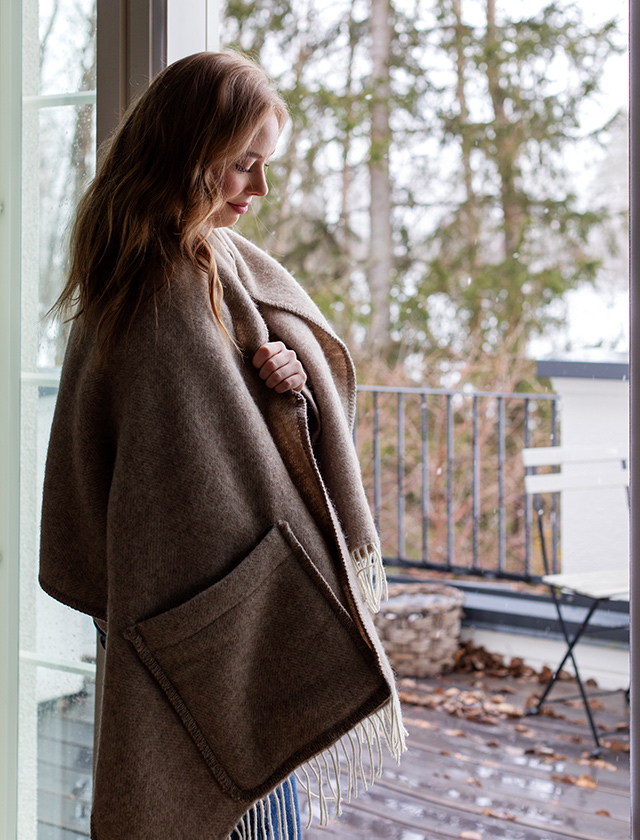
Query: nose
249,166,269,197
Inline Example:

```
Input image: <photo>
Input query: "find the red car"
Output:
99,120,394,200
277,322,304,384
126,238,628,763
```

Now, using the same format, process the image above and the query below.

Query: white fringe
225,694,407,838
294,692,407,831
351,542,389,612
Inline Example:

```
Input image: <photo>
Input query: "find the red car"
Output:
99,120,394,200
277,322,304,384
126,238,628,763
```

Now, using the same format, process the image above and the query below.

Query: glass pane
38,104,96,369
38,0,96,96
37,672,95,840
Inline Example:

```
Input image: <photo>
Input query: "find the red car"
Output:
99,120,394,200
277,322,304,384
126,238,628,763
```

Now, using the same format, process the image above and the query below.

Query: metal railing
356,385,559,582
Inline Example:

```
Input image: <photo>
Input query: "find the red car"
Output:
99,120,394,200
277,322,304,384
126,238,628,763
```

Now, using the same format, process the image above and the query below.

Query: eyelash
235,163,270,174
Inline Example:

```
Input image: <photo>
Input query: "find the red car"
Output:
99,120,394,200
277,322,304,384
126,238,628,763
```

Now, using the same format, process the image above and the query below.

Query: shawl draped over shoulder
39,228,406,840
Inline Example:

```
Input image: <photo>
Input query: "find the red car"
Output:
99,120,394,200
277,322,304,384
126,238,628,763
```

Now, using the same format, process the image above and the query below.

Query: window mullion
0,0,23,835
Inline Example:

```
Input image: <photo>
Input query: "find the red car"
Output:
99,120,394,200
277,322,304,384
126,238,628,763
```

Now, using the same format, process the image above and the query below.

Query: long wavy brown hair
53,50,288,358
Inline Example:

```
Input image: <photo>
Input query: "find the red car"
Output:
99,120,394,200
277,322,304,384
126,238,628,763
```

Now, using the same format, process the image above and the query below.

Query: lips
228,202,249,214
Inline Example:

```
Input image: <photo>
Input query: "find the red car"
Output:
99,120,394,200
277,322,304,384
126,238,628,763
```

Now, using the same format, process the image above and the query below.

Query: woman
40,51,405,840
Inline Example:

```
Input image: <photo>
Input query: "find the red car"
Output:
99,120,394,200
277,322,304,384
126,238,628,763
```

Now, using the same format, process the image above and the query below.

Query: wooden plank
399,691,629,786
38,736,93,776
38,711,95,750
38,763,92,802
38,822,91,840
318,777,626,840
383,741,630,822
38,788,91,837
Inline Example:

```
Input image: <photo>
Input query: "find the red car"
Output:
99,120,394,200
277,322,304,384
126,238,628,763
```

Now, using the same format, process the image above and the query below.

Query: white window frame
630,0,640,834
0,0,23,833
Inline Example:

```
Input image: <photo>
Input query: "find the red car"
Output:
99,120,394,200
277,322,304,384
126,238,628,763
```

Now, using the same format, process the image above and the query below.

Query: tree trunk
365,0,393,356
485,0,521,260
453,0,476,250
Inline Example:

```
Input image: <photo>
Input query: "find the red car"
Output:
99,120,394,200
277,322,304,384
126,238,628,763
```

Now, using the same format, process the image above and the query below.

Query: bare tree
365,0,393,356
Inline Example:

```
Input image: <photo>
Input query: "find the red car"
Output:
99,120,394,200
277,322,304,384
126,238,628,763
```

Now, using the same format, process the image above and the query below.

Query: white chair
522,445,629,754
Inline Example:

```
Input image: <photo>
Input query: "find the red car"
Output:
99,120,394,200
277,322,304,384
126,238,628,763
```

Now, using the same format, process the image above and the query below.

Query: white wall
167,0,220,63
550,375,629,575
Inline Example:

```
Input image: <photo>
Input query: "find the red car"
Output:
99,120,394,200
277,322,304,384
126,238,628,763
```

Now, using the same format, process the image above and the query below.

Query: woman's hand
252,341,307,393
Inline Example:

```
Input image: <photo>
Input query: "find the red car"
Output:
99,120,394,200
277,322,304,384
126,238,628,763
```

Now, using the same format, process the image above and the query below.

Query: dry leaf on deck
575,775,597,789
404,716,439,731
602,739,630,753
551,773,576,785
481,808,517,822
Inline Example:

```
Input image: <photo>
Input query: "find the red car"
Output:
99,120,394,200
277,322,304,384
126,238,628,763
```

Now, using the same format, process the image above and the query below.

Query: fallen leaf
551,773,576,785
576,775,597,790
481,807,517,822
577,757,616,771
526,746,554,756
596,809,611,817
602,739,630,753
560,735,584,745
460,832,483,840
445,728,466,738
404,717,440,731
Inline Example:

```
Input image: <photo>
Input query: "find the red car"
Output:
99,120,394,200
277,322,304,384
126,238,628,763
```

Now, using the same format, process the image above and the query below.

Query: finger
252,341,286,371
257,348,297,382
273,370,307,393
264,356,306,388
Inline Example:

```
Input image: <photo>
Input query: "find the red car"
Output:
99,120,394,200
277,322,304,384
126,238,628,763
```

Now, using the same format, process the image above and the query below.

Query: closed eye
235,162,270,174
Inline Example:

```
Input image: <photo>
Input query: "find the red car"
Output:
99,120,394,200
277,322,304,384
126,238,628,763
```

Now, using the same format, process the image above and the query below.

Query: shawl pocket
124,521,389,803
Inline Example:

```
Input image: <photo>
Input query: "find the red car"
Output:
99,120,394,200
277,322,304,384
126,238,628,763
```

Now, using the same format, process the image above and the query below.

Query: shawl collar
214,228,357,429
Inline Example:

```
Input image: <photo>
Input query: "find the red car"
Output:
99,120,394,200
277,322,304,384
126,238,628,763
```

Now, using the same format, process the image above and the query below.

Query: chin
212,214,240,229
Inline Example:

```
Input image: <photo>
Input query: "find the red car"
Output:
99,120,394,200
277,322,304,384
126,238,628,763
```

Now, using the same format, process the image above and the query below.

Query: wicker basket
373,583,465,677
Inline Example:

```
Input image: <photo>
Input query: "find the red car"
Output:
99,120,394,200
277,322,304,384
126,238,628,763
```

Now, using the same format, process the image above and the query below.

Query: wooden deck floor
37,669,630,839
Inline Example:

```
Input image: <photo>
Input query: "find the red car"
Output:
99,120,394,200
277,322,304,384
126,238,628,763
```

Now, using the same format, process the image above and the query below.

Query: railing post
372,391,381,535
447,394,454,569
421,393,429,563
498,396,506,574
524,398,532,578
551,397,559,573
472,395,480,572
397,392,405,562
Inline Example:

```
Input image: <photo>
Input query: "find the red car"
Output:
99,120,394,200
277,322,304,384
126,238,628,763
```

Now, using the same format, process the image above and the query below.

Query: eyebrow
244,148,277,160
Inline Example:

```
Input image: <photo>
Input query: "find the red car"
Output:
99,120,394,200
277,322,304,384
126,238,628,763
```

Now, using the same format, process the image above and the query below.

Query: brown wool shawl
39,227,406,840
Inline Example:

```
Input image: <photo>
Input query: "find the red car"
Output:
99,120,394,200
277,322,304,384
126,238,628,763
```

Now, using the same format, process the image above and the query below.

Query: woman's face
211,113,281,228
